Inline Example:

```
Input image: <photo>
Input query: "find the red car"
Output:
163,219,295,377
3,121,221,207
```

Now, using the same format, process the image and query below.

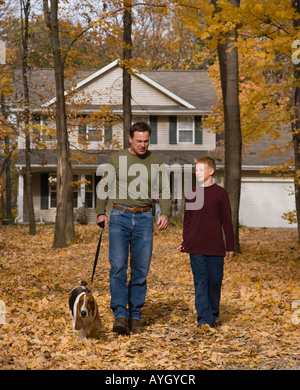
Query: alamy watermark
0,40,5,65
292,40,300,65
96,157,204,211
292,300,300,325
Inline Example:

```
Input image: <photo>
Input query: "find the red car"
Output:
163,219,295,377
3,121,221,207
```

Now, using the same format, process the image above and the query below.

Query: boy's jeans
109,206,154,320
190,254,224,327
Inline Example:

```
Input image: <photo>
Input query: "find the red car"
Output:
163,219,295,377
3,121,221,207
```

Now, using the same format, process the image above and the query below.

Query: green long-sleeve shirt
95,149,172,217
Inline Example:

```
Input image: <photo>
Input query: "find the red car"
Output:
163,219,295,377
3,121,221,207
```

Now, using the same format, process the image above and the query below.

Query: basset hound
69,281,102,340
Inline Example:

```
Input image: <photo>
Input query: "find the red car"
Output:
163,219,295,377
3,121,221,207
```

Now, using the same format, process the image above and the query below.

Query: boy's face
195,163,215,183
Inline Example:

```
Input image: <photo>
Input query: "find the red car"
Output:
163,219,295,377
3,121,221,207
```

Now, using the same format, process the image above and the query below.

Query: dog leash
90,221,105,291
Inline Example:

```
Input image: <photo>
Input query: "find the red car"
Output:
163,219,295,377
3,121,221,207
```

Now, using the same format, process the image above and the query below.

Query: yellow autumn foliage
0,224,299,370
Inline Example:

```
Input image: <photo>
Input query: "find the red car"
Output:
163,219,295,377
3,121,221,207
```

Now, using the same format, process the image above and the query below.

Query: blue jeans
109,206,154,320
190,254,224,327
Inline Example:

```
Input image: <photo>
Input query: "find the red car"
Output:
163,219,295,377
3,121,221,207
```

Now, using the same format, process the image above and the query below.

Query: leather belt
113,205,151,213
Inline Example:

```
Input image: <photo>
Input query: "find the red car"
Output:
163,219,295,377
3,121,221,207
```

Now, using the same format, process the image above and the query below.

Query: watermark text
96,158,205,210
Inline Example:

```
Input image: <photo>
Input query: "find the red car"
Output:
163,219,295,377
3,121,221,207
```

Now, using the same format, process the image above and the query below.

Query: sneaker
113,317,129,334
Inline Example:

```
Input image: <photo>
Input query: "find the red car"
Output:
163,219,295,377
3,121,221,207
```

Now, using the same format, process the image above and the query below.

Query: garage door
239,178,297,228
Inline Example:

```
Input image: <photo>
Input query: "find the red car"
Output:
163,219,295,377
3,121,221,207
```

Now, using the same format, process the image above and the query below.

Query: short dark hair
194,156,216,172
129,121,152,138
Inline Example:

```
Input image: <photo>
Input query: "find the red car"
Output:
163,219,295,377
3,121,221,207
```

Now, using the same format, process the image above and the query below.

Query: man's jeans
109,206,154,320
190,254,224,327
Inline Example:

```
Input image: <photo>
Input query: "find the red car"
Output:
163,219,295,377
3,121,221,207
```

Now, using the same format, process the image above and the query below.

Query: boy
177,156,234,328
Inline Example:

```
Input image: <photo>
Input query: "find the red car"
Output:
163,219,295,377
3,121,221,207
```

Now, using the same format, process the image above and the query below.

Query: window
49,174,57,209
85,175,93,208
78,124,105,143
72,175,79,208
86,124,104,141
177,116,194,143
33,118,56,142
42,120,56,141
48,174,78,209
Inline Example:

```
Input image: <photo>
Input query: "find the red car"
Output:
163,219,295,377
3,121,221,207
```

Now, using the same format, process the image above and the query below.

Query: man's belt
113,205,151,213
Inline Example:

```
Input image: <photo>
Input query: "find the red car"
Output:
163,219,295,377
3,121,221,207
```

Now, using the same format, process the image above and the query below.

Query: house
13,60,296,228
239,131,296,228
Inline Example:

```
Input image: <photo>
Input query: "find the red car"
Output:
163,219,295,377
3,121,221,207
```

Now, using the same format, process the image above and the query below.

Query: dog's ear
93,300,102,331
74,300,83,330
92,297,97,317
75,316,83,330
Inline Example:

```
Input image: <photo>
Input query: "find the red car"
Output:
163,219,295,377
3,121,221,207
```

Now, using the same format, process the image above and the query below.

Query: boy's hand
226,251,234,259
177,244,184,252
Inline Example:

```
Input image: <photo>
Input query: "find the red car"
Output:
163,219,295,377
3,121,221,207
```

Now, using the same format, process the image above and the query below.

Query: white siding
71,67,178,107
70,116,215,152
71,67,122,105
70,121,123,150
18,133,26,149
131,76,178,106
149,117,216,151
18,66,215,152
69,127,78,147
25,171,99,224
239,177,296,228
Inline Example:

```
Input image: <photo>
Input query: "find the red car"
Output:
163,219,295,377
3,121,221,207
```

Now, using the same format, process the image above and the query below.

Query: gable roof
13,68,93,109
13,60,217,114
142,70,217,113
42,60,195,109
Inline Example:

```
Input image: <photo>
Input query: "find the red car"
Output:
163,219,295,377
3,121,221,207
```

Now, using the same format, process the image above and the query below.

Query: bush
75,206,88,225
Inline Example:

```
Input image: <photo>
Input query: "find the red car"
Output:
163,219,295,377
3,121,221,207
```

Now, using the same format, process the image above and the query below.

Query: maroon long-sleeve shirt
181,184,234,256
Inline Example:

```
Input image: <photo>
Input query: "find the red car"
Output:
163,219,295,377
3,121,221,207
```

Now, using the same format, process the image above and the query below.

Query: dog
69,281,102,340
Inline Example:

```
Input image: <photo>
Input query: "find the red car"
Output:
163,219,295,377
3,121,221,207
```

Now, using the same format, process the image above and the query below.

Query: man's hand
156,215,168,230
97,214,108,229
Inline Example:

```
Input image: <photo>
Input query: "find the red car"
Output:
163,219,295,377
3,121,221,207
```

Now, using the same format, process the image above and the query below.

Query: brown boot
129,319,141,333
113,317,129,334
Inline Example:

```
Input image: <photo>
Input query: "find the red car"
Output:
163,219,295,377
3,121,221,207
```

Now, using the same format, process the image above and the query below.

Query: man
96,121,171,334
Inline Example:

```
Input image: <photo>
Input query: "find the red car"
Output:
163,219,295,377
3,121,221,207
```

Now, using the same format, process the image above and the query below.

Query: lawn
0,224,299,370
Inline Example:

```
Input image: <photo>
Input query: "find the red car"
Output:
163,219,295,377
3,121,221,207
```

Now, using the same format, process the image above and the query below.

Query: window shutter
169,116,177,144
78,124,86,141
150,116,158,144
94,173,102,205
41,173,49,210
194,116,203,144
104,124,112,143
32,118,41,143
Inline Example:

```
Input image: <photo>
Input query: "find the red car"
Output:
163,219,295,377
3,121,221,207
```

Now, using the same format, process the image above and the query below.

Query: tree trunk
65,165,75,242
20,0,36,235
43,0,74,247
4,135,11,221
292,0,300,244
0,95,12,221
213,0,242,253
123,0,132,149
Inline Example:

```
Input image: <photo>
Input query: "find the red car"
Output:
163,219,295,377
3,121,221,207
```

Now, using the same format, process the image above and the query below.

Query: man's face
129,131,150,156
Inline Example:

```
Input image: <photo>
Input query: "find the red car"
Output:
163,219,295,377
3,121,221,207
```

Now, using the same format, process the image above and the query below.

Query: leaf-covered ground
0,224,299,370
